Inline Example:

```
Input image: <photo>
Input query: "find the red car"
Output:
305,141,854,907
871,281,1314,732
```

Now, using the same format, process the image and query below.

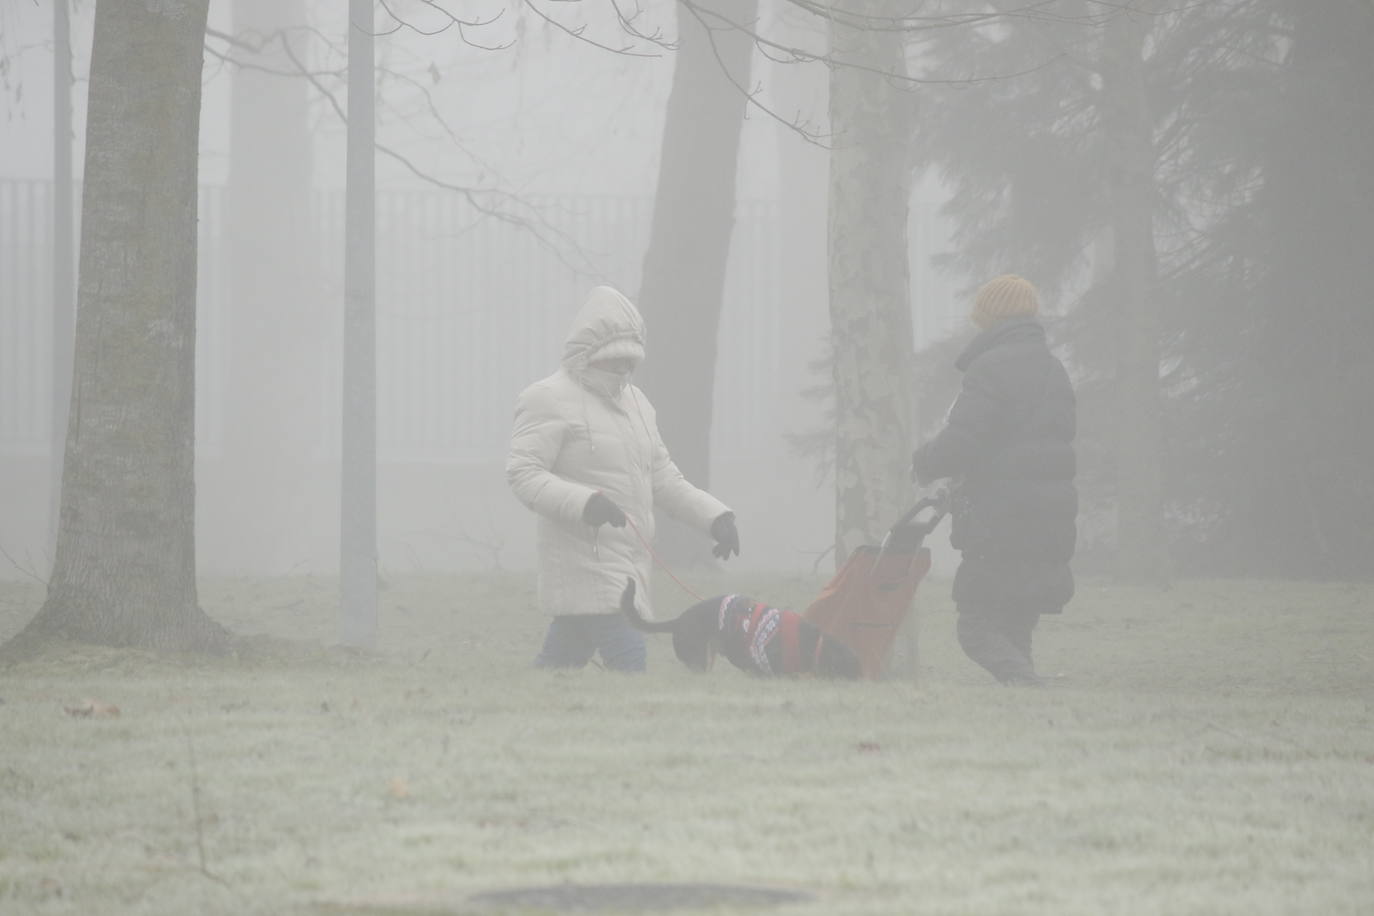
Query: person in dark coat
912,275,1077,685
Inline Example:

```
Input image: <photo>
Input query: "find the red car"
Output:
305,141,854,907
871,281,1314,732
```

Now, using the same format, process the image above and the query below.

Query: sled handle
889,491,949,537
870,493,949,578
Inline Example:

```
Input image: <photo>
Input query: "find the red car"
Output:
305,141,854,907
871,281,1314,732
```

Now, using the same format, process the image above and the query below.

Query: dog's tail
620,578,678,633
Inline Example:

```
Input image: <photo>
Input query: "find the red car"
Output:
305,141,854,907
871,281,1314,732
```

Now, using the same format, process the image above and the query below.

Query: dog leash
625,516,706,601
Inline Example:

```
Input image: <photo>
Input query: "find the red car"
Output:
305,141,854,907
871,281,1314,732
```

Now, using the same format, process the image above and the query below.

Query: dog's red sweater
716,595,814,676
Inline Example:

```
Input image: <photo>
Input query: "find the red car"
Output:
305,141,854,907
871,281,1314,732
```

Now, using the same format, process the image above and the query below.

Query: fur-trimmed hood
561,286,646,372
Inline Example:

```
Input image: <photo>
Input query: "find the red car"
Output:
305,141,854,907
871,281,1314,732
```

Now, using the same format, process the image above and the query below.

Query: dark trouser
534,613,646,672
955,602,1041,684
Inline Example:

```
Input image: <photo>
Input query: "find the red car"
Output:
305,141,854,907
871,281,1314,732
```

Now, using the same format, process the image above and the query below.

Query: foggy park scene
0,0,1371,913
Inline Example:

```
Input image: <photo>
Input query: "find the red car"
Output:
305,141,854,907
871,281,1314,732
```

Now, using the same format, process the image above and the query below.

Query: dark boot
1004,609,1041,677
957,607,1037,684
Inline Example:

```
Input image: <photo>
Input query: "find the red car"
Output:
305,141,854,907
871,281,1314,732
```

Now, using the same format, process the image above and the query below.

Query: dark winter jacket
913,317,1077,612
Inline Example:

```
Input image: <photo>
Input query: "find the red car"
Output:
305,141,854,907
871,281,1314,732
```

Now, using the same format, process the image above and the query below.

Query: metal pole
341,0,377,648
48,0,75,560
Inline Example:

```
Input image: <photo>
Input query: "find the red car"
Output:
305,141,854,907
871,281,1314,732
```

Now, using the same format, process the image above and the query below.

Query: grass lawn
1,571,1371,915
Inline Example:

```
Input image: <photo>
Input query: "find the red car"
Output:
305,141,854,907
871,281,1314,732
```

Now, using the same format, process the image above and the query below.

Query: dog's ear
677,602,721,672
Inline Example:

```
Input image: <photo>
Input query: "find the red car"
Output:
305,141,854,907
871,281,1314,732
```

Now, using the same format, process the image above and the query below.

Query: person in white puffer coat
506,286,739,671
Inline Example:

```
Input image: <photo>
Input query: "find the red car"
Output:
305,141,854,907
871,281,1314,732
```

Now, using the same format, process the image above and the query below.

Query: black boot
957,609,1038,684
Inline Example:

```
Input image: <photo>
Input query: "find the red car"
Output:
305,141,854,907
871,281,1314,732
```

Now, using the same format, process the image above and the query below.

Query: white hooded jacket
506,287,730,619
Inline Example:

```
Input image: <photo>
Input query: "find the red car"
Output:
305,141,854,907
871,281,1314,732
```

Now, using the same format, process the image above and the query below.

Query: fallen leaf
63,699,120,719
387,777,411,799
857,741,881,754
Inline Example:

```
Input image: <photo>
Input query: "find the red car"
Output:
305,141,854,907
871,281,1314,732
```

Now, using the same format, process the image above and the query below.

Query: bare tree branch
205,23,599,277
686,0,1069,88
522,0,665,57
0,542,47,587
609,0,678,50
375,0,507,39
275,31,594,272
675,1,829,145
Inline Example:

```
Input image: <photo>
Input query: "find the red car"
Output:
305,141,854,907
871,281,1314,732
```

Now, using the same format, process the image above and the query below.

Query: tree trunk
827,1,917,565
15,0,224,653
48,0,75,559
1102,8,1167,584
221,0,316,573
1251,0,1374,577
636,0,757,563
340,0,378,648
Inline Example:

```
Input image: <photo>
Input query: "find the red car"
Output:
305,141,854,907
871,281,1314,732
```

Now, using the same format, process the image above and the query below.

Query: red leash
625,516,706,601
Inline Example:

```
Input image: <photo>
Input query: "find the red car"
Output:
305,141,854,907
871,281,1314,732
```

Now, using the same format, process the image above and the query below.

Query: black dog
620,579,862,678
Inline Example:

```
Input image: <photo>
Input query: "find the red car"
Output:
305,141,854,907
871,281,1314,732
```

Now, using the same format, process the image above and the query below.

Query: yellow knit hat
971,274,1039,329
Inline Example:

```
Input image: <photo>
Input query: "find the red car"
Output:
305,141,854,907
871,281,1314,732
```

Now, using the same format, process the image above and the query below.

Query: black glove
583,491,627,528
710,512,740,560
911,446,941,486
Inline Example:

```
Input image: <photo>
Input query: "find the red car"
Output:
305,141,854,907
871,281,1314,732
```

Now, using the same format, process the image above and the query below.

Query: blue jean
534,613,646,672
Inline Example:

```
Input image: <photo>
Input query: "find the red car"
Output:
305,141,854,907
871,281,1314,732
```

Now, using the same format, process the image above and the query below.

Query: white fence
0,180,782,462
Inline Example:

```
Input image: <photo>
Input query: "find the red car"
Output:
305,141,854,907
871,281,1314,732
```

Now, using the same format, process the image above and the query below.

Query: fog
2,4,1372,913
3,0,1373,587
0,0,962,580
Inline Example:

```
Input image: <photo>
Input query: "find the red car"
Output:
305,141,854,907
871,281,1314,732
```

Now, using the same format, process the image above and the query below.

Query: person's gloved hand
583,491,627,528
710,512,740,561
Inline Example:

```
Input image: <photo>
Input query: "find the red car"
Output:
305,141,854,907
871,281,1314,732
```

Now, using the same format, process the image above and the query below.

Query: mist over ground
2,572,1372,914
1,1,964,579
1,2,1372,913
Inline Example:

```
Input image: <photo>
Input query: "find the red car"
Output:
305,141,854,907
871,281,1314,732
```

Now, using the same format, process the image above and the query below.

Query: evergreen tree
919,0,1374,577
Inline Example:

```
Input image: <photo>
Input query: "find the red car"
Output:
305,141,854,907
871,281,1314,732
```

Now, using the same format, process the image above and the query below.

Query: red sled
804,495,947,679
